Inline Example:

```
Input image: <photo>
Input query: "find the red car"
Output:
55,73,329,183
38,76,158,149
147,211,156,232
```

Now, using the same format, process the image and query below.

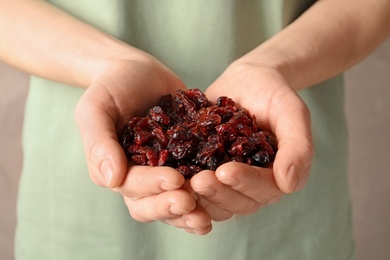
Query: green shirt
16,1,355,259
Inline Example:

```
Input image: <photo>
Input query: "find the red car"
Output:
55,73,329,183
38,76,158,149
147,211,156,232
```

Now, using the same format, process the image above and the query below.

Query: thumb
272,97,313,194
273,137,313,194
84,136,127,189
75,93,127,189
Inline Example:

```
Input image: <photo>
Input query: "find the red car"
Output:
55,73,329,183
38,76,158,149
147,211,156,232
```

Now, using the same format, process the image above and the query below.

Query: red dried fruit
119,89,277,178
148,106,170,125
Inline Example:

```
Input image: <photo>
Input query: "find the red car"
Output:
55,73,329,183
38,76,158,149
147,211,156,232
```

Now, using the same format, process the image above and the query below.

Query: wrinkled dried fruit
119,89,277,178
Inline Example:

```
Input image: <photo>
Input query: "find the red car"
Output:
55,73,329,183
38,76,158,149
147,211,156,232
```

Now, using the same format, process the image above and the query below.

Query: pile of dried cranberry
119,89,277,178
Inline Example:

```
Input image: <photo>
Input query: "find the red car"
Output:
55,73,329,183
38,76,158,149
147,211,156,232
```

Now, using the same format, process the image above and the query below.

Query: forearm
239,0,390,91
0,0,147,87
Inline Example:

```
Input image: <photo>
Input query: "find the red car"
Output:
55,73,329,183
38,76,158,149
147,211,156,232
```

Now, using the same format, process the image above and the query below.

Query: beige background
1,39,389,260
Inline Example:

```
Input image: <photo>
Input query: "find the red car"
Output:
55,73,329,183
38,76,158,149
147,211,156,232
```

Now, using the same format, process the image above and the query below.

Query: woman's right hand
75,57,212,235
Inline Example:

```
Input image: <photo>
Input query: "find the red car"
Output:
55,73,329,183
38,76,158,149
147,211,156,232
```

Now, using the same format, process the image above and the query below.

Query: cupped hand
191,61,313,221
75,57,211,234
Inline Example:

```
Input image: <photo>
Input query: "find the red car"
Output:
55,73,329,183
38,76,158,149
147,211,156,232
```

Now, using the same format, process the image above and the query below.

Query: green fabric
15,1,355,259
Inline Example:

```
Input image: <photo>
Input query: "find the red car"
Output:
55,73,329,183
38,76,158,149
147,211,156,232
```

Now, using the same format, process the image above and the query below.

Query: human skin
1,0,390,235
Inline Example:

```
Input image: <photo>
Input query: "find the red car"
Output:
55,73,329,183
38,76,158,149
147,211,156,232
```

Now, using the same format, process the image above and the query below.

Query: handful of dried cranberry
119,89,277,178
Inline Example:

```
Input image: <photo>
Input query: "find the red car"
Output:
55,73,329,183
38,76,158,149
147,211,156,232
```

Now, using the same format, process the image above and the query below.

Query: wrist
82,40,157,88
232,49,298,91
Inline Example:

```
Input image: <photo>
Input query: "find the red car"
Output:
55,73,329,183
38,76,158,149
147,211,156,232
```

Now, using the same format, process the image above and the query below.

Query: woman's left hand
190,61,314,221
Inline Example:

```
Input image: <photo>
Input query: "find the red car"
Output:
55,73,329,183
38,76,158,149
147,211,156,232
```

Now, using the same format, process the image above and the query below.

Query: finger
191,170,262,215
274,139,313,193
182,178,233,221
124,189,196,223
215,162,283,204
163,205,213,235
75,89,127,188
269,91,313,193
196,196,234,221
183,226,212,236
114,165,185,198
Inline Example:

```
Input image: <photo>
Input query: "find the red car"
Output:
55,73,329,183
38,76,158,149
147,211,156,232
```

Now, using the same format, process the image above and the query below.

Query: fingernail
186,220,194,229
186,220,211,234
191,228,204,235
161,181,179,191
190,191,200,201
170,204,189,215
101,159,113,187
287,165,299,193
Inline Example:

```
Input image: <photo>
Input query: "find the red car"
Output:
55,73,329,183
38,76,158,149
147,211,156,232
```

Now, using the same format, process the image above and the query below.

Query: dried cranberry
119,89,277,178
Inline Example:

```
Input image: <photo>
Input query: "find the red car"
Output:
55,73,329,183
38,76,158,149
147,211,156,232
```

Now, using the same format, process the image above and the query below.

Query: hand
75,57,212,235
190,61,313,221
